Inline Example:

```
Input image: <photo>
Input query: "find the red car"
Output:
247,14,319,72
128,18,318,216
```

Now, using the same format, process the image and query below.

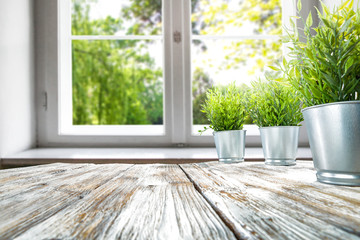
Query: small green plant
246,77,303,127
200,83,246,132
277,0,360,107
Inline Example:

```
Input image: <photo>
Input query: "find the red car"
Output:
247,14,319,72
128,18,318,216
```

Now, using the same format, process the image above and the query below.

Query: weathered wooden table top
0,161,359,240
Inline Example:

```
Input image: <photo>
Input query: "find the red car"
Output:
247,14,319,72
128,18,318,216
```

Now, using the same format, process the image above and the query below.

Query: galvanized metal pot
302,101,360,186
213,130,246,163
260,126,299,166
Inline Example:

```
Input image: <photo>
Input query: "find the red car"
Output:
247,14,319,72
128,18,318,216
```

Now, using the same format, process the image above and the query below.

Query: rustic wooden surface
0,161,359,240
181,161,360,240
0,163,234,240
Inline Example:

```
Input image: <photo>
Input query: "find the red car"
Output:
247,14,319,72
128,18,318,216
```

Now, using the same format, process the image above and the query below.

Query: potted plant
201,83,247,163
280,0,360,185
246,77,303,166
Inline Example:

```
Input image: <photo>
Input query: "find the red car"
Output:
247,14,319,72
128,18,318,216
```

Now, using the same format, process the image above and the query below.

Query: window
59,0,165,136
190,0,285,136
53,0,295,147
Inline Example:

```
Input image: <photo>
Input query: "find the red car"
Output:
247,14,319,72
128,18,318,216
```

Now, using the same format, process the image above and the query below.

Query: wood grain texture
1,161,360,240
0,163,132,239
180,161,360,240
0,163,235,240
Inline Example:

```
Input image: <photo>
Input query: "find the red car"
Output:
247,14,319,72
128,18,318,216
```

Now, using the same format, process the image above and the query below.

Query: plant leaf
268,66,280,71
340,18,352,33
297,0,302,12
306,12,313,28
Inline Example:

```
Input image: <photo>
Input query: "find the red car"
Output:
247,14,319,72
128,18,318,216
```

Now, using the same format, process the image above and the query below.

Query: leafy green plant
200,83,246,132
278,0,360,107
246,78,303,127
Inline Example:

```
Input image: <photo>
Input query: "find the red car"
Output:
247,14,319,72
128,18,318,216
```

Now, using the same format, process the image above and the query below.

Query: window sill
1,148,312,167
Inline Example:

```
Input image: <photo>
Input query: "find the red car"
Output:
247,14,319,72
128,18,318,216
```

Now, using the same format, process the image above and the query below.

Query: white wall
0,0,36,157
34,0,60,148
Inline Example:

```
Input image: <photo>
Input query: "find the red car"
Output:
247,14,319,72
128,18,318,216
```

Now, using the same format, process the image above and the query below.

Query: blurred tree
71,0,281,126
191,0,282,124
72,1,163,125
191,0,282,74
192,68,213,124
122,0,162,35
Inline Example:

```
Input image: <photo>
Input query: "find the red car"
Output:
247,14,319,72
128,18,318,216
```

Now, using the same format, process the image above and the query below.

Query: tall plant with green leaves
279,0,360,107
246,78,303,127
201,83,246,132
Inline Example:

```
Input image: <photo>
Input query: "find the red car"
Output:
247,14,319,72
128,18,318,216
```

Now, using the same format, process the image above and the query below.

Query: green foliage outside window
71,0,282,126
191,0,283,124
191,0,282,75
72,1,163,125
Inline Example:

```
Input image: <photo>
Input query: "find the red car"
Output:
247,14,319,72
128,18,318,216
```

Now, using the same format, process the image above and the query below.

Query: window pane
192,39,282,124
71,0,162,35
72,40,163,125
191,0,282,35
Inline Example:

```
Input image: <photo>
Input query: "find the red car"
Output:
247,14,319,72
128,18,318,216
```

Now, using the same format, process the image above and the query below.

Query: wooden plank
181,161,360,240
0,163,132,239
0,163,123,201
1,164,236,240
0,163,93,192
0,163,76,182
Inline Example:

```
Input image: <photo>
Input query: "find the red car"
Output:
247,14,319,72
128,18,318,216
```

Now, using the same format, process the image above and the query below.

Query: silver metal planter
302,101,360,186
213,130,246,163
260,126,299,166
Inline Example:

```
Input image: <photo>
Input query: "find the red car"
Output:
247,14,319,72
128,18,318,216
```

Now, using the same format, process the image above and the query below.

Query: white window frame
59,0,168,136
183,0,297,146
38,0,297,147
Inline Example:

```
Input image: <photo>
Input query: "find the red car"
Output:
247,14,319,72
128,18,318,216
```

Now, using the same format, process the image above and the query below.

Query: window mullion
192,35,281,40
163,0,173,141
70,35,163,40
183,0,193,143
58,0,72,134
169,0,187,145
